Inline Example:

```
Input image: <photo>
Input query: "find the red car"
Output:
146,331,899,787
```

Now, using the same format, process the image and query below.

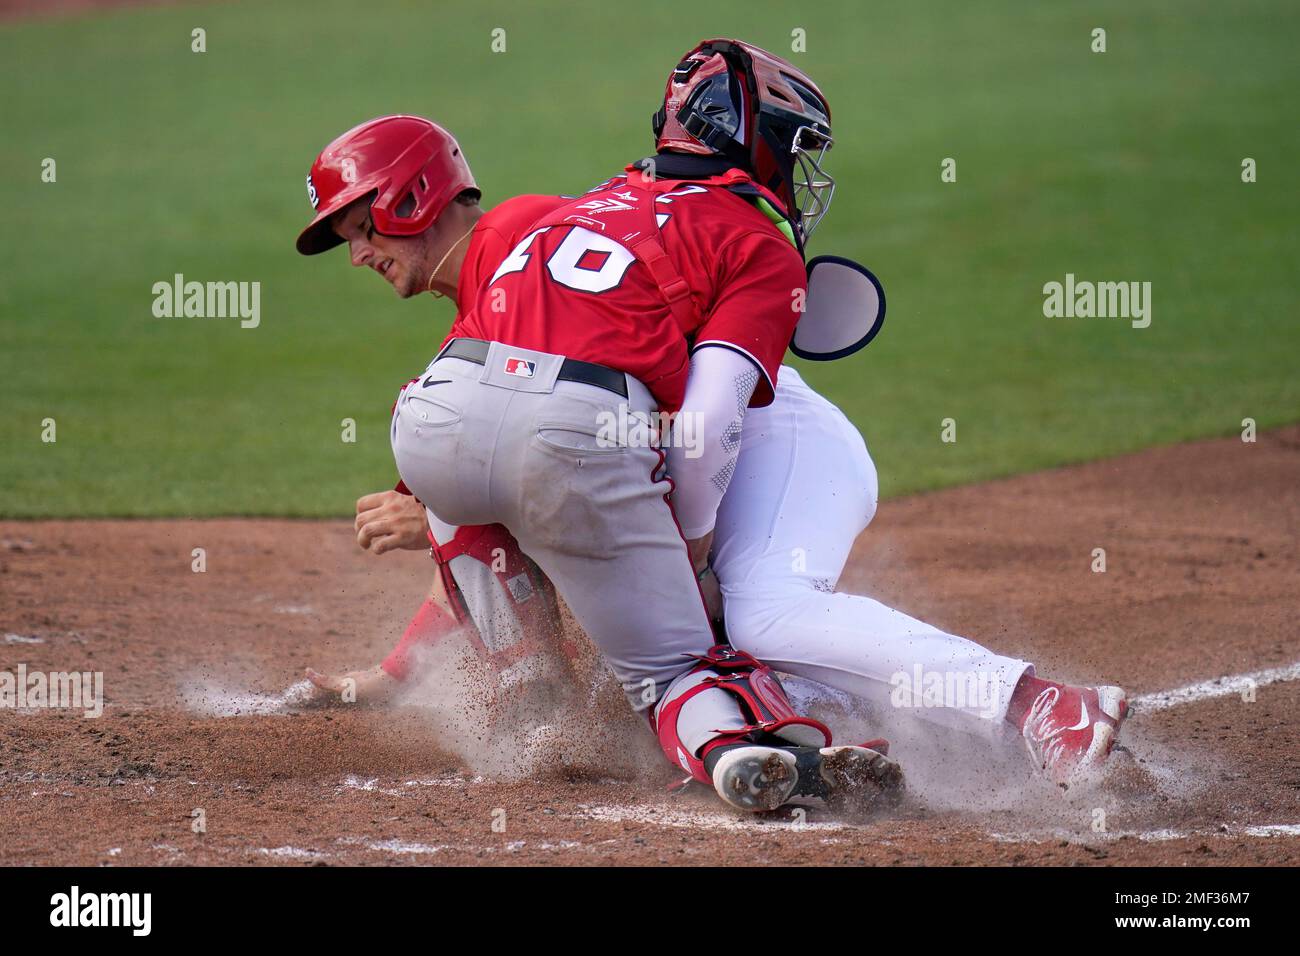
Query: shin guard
652,645,833,785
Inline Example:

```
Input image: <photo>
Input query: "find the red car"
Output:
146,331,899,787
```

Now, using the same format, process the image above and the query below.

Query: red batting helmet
296,115,479,256
652,39,835,242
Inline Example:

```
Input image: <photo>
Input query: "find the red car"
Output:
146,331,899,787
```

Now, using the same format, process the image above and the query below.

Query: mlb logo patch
504,357,536,378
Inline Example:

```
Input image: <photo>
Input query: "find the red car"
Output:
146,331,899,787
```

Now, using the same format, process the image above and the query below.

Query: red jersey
450,172,805,410
453,194,567,316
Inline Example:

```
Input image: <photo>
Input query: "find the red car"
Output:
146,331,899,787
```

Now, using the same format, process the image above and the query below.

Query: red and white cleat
1019,683,1129,787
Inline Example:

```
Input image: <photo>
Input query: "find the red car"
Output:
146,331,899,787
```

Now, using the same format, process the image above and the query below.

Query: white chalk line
179,679,317,716
336,835,590,859
1130,660,1300,713
990,823,1300,844
136,835,596,864
568,803,852,833
336,773,486,796
1242,823,1300,838
5,633,44,644
256,845,326,861
565,806,1300,843
343,837,448,856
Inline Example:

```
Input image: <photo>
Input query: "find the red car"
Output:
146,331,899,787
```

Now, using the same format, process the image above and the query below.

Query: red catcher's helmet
652,39,834,242
296,115,478,256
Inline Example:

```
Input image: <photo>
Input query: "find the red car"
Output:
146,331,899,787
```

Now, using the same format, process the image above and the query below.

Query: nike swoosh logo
1066,698,1091,731
423,377,451,388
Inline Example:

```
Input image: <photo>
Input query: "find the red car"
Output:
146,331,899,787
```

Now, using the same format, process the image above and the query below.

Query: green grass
1,0,1296,516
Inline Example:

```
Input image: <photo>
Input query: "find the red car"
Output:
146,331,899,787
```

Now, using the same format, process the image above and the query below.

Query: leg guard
431,522,581,693
652,644,833,785
380,597,464,682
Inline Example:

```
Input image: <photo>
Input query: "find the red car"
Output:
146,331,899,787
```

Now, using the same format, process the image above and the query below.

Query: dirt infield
2,426,1297,866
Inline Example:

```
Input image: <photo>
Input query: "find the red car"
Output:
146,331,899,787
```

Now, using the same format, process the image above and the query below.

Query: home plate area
1,428,1296,865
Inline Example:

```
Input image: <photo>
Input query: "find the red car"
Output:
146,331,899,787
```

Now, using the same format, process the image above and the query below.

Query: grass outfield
1,0,1295,517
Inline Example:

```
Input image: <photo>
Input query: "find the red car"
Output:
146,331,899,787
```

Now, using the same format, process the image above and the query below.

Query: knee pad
651,644,832,785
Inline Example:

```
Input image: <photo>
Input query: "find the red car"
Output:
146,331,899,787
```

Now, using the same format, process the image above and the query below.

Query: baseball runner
296,39,1130,811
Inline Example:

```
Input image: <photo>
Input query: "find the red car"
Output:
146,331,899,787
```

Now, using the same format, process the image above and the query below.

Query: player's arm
667,347,758,621
667,227,805,569
667,346,760,545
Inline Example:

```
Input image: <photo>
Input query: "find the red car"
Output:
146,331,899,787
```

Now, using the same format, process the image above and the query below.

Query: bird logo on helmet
296,114,480,256
652,39,835,243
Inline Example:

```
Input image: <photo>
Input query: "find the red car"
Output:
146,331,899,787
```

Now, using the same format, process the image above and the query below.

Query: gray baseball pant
391,340,738,748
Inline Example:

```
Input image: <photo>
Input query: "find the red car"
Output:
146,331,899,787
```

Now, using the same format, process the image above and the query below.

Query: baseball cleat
707,742,904,814
1019,682,1129,788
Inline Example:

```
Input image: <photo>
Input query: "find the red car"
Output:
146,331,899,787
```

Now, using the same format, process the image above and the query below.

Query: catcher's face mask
789,124,835,241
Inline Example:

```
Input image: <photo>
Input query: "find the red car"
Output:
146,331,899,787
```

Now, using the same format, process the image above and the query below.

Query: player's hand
355,490,429,554
304,665,400,706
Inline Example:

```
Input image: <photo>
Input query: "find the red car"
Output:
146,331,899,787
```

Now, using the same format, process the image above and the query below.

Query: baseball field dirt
2,426,1296,866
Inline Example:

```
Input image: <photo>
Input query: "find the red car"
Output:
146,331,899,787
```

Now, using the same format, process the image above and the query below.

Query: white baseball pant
711,366,1032,733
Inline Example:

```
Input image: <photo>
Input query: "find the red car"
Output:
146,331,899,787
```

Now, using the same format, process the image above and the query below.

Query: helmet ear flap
374,167,439,233
677,70,750,160
395,169,435,222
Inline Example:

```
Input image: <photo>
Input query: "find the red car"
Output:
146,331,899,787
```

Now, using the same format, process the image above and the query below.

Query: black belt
439,338,628,398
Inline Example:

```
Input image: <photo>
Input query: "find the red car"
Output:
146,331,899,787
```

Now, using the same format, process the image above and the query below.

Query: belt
439,338,629,398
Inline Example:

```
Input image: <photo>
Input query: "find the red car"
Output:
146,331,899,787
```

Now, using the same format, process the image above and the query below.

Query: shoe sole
817,745,906,814
712,747,799,812
713,745,906,814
